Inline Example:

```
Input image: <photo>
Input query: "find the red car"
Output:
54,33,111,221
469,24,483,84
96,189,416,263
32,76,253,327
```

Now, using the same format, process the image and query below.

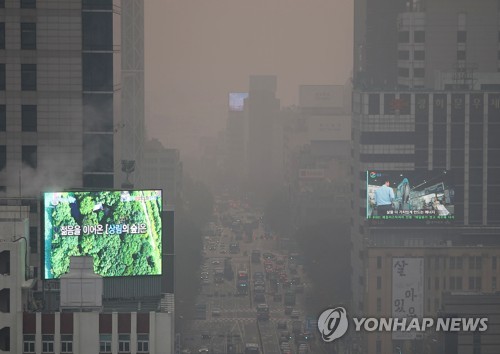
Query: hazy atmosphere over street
144,0,353,155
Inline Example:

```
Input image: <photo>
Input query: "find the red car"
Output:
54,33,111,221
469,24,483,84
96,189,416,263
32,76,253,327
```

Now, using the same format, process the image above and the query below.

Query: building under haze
286,85,351,225
141,139,182,210
350,1,500,353
245,75,282,204
0,2,175,353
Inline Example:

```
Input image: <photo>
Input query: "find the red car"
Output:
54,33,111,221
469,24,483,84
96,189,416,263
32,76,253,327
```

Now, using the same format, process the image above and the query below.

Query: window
456,276,463,290
457,257,463,269
22,145,37,168
60,334,73,353
0,145,5,171
469,256,475,269
450,276,456,290
82,12,112,51
398,67,409,77
450,256,455,269
0,105,5,131
20,0,36,8
83,0,112,10
23,334,35,353
476,257,482,270
29,226,37,253
21,64,36,91
376,340,381,354
0,0,4,8
82,53,112,91
414,31,425,43
493,256,497,270
376,297,381,313
457,31,467,43
42,334,54,353
493,276,497,290
398,31,410,43
137,334,149,353
469,276,482,290
398,50,410,60
457,50,466,61
118,334,130,353
469,256,482,270
414,50,425,60
414,68,425,78
0,23,5,49
100,334,111,353
22,105,37,132
21,23,36,50
435,277,439,290
376,276,381,290
376,256,382,269
0,64,5,90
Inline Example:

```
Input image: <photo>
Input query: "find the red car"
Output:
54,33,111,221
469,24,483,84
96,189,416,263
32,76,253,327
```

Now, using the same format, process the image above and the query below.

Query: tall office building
120,0,145,188
0,0,121,196
245,75,282,204
351,1,500,353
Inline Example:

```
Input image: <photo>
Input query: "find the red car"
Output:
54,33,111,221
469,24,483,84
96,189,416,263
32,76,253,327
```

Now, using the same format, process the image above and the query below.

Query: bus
214,268,224,283
244,343,260,354
251,250,261,263
229,242,240,254
256,303,269,321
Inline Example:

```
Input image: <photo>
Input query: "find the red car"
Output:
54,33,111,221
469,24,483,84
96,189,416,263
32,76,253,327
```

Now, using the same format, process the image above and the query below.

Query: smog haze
144,0,353,156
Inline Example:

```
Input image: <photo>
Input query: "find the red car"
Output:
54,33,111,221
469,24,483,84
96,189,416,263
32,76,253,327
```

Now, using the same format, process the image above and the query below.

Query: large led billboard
44,190,162,279
229,92,248,111
366,170,454,223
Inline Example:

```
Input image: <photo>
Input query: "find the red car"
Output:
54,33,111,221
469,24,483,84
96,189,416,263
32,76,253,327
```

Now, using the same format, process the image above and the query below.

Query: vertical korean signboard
392,257,424,340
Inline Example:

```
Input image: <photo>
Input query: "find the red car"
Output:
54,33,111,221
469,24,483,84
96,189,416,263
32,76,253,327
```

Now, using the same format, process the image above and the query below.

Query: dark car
277,320,287,330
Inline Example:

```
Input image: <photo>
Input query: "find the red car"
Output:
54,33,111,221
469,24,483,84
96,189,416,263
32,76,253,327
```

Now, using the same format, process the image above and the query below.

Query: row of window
397,30,468,44
376,275,495,292
0,105,37,132
0,145,37,170
376,255,498,270
0,17,114,52
0,0,36,9
0,22,36,50
398,67,425,78
24,333,149,353
0,63,36,91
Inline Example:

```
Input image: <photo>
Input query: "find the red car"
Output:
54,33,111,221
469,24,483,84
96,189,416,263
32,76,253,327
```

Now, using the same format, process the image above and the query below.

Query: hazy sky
144,0,353,155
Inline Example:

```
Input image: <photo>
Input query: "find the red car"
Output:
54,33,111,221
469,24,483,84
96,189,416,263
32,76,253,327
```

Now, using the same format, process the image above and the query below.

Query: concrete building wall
364,246,500,354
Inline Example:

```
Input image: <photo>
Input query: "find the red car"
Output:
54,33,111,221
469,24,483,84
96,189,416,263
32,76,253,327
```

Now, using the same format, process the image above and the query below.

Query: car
211,307,221,316
211,259,221,265
198,348,209,354
277,320,287,330
291,310,300,319
253,279,265,287
253,271,264,280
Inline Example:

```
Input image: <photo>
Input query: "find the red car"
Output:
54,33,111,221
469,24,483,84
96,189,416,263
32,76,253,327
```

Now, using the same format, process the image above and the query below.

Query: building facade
350,4,500,353
364,246,500,354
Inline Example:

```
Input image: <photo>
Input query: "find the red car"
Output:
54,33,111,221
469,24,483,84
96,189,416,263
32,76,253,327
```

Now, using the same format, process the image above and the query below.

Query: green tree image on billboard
44,190,162,279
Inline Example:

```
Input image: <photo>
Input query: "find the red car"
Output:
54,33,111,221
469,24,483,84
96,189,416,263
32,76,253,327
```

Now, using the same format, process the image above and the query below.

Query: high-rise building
141,139,182,210
245,75,282,204
0,0,121,196
351,1,500,353
120,0,145,188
